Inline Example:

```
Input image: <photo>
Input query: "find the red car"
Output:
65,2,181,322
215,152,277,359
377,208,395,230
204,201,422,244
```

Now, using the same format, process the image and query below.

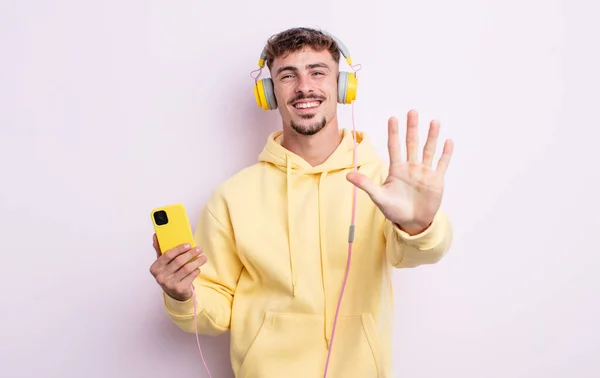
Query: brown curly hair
263,27,341,70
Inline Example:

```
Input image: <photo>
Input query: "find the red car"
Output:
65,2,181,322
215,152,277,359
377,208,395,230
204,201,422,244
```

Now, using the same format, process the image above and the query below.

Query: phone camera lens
154,210,168,225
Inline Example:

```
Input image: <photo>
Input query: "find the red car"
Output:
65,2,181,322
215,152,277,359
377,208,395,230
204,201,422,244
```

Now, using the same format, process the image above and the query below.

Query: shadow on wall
148,60,282,378
224,72,282,169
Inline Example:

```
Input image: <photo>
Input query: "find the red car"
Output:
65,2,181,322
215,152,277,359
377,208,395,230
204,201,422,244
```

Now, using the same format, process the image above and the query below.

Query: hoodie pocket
237,311,386,378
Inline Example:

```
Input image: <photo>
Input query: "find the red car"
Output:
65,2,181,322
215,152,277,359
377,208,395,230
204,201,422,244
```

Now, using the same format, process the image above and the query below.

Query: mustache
288,94,325,105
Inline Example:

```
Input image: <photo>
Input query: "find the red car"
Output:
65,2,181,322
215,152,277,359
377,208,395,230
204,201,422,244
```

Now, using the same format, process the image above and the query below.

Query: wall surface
1,0,598,377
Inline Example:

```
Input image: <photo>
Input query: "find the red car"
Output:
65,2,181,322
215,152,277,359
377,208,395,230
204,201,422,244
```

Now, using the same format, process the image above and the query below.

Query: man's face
270,47,339,136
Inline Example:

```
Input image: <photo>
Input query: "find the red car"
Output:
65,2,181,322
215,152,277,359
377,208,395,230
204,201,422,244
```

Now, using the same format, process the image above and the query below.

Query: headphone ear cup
337,71,348,104
262,78,277,110
337,71,358,104
254,78,277,110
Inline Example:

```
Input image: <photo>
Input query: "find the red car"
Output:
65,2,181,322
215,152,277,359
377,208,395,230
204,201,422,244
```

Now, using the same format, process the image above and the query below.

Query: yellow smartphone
150,203,196,259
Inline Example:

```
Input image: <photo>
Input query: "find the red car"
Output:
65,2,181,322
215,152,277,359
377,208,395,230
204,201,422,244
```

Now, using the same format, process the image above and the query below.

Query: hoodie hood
257,128,381,297
258,128,379,174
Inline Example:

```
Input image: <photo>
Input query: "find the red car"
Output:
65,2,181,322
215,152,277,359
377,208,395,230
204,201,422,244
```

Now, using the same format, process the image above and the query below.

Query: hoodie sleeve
384,209,453,268
162,193,243,336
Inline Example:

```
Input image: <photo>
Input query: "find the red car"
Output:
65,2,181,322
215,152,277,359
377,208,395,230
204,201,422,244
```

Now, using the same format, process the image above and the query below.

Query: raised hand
149,234,207,301
347,109,453,235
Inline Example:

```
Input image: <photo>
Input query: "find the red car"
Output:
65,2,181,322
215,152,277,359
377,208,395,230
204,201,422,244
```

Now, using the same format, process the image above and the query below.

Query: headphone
253,31,358,110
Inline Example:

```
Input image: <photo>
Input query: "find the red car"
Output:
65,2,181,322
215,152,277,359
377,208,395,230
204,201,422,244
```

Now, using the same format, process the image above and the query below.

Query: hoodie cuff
163,291,195,316
389,211,447,250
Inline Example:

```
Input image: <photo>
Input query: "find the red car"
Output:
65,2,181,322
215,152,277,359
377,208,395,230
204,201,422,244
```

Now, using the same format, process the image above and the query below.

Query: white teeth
295,101,320,109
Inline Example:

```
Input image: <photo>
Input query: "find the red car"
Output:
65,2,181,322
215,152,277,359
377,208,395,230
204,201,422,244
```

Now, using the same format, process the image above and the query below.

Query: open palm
347,110,453,235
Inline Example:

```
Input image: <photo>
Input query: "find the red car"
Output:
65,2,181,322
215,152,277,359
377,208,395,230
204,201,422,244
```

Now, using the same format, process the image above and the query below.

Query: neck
281,119,342,166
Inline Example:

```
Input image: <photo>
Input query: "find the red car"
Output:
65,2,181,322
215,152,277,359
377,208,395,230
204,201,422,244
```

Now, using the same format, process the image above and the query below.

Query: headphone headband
257,30,352,68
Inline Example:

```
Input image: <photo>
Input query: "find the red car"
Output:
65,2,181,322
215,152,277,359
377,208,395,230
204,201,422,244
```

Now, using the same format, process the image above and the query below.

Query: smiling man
264,29,350,166
149,27,454,378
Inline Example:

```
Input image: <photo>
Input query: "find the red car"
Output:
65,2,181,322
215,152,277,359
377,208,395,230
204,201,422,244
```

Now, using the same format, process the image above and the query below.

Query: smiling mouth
293,101,322,110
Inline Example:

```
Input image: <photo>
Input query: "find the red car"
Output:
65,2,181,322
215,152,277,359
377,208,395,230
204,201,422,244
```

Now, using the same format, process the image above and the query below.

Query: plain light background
1,0,598,377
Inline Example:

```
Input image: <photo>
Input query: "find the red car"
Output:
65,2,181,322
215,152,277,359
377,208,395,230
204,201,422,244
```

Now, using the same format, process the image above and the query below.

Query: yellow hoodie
163,128,453,378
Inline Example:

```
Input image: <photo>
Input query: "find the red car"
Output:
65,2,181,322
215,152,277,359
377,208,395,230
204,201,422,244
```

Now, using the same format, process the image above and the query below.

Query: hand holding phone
149,204,207,301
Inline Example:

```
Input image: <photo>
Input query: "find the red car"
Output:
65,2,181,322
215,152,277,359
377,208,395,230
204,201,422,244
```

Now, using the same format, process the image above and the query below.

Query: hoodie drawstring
286,155,297,297
318,171,332,347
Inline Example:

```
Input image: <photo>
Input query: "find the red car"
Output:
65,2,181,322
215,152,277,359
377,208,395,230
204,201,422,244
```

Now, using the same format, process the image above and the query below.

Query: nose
295,73,313,94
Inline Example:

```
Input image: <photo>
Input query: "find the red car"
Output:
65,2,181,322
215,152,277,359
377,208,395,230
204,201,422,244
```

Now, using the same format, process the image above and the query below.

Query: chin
284,96,333,135
289,115,327,136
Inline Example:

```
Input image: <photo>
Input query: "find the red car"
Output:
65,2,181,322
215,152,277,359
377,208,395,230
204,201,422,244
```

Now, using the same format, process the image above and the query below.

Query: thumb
152,233,162,258
346,172,382,200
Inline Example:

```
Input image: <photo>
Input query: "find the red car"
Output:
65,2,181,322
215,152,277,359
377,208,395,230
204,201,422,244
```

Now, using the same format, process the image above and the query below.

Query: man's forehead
271,48,337,71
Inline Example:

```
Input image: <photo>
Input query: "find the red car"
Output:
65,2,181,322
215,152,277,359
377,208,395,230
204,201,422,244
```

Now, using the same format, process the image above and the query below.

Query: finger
161,243,195,266
175,254,207,283
422,120,440,168
180,271,201,292
167,247,204,275
406,109,419,163
387,117,402,164
347,172,383,202
436,139,454,176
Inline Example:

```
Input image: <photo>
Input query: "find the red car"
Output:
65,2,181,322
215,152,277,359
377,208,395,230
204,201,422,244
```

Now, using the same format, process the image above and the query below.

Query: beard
287,92,327,135
290,114,327,136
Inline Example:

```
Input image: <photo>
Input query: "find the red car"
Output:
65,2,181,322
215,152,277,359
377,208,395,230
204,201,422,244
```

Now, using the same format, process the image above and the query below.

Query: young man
149,27,454,377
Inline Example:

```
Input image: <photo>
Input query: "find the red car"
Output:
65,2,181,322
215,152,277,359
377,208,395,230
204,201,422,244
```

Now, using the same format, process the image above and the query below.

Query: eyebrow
276,62,331,76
